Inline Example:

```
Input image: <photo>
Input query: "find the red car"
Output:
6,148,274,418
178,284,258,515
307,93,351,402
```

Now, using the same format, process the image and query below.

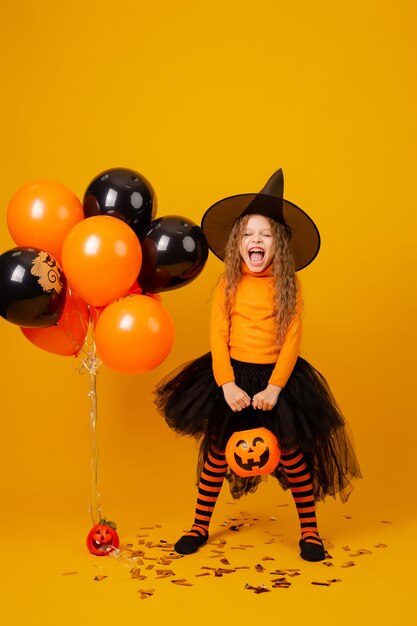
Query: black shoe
299,538,326,562
174,532,208,555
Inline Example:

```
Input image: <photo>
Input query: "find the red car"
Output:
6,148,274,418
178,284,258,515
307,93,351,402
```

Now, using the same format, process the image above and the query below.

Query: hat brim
201,193,321,271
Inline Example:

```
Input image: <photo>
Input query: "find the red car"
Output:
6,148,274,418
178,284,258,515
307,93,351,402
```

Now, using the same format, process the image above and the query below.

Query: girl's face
239,214,275,272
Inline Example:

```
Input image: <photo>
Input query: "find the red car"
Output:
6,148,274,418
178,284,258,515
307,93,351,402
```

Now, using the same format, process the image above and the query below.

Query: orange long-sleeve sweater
210,264,303,388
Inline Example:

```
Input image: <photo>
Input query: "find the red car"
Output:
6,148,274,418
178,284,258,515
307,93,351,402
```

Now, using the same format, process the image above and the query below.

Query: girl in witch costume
154,169,361,562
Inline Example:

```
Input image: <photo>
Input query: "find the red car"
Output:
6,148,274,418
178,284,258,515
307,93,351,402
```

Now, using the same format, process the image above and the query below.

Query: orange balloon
94,295,174,374
89,281,162,328
7,180,84,262
21,287,89,356
61,215,142,307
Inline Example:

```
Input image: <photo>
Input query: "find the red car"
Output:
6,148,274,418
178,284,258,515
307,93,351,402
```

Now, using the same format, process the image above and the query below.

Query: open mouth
248,247,265,265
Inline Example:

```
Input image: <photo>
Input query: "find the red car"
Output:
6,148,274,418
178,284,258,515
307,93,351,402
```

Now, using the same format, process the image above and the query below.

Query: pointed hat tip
259,168,284,197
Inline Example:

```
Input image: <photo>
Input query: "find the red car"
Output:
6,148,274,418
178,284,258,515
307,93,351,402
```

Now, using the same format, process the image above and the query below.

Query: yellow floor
2,479,415,626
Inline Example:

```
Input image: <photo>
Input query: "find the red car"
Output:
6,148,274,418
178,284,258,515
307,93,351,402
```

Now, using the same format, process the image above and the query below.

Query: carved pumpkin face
86,520,120,556
225,427,280,477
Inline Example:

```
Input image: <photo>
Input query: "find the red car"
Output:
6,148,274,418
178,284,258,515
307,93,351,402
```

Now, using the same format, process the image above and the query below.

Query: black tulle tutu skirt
154,353,361,502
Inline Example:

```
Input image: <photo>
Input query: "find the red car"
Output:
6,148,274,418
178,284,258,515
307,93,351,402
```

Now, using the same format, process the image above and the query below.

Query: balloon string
78,326,103,525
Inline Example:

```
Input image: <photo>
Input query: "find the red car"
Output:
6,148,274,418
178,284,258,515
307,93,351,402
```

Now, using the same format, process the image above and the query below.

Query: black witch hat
201,169,320,271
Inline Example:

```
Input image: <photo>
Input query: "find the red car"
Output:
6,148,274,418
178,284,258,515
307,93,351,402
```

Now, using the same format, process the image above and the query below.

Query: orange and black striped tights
174,446,325,561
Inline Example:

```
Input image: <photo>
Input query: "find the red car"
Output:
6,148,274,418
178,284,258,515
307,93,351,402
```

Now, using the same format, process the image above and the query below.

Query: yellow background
0,1,416,624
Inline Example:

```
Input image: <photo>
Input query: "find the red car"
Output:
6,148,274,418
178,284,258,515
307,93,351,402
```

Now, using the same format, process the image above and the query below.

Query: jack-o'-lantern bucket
86,519,120,556
225,427,281,477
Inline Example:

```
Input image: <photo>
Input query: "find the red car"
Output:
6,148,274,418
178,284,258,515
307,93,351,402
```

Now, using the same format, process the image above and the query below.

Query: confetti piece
374,543,388,548
93,576,108,582
235,566,251,570
172,579,193,586
195,572,211,577
62,571,78,576
229,525,243,531
270,569,287,576
137,588,155,599
245,583,271,594
262,556,275,561
231,546,246,550
349,549,372,557
125,543,134,548
264,539,277,544
322,562,334,568
139,526,154,530
276,504,289,507
381,520,392,524
342,515,352,519
341,561,356,568
220,558,231,565
285,569,301,573
287,571,301,577
328,579,342,583
130,568,147,581
240,544,255,548
272,582,291,588
311,581,331,586
145,565,155,571
217,568,236,574
342,545,351,551
143,557,158,561
269,516,278,521
255,564,266,572
127,551,145,560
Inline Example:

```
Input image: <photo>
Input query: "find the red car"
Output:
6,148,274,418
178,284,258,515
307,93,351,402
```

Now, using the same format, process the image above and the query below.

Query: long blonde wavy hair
223,214,298,349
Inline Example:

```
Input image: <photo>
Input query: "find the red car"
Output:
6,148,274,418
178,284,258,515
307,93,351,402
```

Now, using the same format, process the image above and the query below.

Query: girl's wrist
267,383,282,391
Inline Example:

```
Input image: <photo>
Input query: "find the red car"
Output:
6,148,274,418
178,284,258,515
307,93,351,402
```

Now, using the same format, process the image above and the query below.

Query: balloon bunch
0,168,209,552
0,168,209,373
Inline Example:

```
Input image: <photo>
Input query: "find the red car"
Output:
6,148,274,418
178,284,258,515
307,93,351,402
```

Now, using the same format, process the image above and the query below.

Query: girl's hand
222,382,251,412
252,384,282,411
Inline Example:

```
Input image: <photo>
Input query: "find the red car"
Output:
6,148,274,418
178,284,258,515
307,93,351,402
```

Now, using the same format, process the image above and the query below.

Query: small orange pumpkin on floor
86,519,120,556
225,427,281,477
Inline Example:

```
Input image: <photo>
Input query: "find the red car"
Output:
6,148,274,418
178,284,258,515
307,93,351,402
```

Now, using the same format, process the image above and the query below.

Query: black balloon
0,247,66,328
138,216,209,293
83,167,157,238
